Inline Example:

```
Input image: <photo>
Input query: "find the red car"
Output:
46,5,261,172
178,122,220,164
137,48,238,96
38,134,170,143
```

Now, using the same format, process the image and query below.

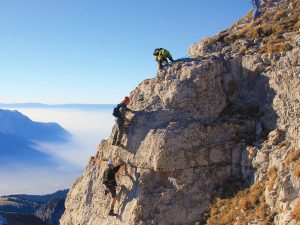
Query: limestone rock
61,0,300,224
268,129,284,145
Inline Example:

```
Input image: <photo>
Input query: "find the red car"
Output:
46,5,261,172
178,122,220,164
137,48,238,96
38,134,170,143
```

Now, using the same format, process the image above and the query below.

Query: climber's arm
114,159,125,174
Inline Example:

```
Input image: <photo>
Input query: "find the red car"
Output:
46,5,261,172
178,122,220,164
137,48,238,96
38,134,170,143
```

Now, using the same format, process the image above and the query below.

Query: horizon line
0,102,116,106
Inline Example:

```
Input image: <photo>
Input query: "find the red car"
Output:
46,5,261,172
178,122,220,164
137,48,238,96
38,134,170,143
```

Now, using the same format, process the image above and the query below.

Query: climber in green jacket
153,48,175,70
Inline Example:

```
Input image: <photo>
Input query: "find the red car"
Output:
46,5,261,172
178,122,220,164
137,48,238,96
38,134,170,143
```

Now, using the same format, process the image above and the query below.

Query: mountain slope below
0,190,68,225
0,132,54,167
0,109,71,168
6,190,69,204
0,212,50,225
0,109,70,142
35,197,66,225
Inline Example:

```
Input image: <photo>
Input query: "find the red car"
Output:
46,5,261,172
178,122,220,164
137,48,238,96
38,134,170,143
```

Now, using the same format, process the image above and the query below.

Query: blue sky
0,0,250,104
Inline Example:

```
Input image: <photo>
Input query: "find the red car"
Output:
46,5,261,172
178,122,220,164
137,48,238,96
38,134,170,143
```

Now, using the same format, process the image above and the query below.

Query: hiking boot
108,209,118,216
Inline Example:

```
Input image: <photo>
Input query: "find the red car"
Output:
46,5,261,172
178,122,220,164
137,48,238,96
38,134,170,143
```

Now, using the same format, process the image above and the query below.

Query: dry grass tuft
0,198,19,206
200,0,300,55
0,198,10,205
239,47,248,55
291,198,300,221
284,148,300,166
293,159,300,177
202,37,215,46
278,140,291,148
206,182,273,225
263,42,293,53
267,166,278,192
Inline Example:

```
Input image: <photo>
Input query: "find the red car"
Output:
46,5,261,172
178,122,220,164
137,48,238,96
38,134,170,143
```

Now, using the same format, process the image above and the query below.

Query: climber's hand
117,158,125,166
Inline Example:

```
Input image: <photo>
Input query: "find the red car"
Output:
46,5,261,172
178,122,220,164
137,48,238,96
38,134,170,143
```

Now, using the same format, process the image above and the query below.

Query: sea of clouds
0,107,114,195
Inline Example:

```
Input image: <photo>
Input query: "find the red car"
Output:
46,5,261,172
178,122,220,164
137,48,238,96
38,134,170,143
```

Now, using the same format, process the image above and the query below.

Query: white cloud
0,107,115,195
11,108,114,167
0,167,82,195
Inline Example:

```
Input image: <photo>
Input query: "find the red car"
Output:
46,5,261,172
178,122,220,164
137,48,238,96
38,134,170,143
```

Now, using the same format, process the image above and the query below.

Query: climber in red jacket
112,96,134,147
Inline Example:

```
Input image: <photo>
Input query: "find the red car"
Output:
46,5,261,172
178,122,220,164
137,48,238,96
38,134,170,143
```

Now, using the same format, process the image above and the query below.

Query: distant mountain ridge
0,109,70,168
0,132,57,167
0,190,68,225
0,103,114,110
0,109,70,142
4,190,69,204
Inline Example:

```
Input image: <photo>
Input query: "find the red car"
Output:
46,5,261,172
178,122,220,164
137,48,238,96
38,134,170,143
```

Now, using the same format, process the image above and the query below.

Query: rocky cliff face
60,1,300,224
35,197,66,225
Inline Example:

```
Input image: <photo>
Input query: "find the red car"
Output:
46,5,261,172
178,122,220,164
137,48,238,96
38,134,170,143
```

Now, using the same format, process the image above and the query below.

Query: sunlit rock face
61,0,300,224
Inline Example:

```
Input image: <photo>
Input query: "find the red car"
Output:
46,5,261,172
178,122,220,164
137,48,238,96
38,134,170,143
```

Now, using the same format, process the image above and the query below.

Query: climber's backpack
112,104,122,118
102,170,108,185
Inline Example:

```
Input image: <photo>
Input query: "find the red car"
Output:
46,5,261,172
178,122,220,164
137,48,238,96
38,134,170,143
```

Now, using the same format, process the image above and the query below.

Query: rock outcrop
0,212,50,225
0,190,68,225
61,0,300,224
35,197,66,225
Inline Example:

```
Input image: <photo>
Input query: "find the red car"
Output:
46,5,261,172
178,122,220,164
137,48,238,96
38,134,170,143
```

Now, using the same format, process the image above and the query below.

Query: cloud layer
0,107,114,195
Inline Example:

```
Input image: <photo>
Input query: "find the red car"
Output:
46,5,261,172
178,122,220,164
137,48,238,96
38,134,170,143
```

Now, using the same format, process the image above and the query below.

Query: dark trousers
158,57,174,69
112,118,125,145
105,183,117,198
